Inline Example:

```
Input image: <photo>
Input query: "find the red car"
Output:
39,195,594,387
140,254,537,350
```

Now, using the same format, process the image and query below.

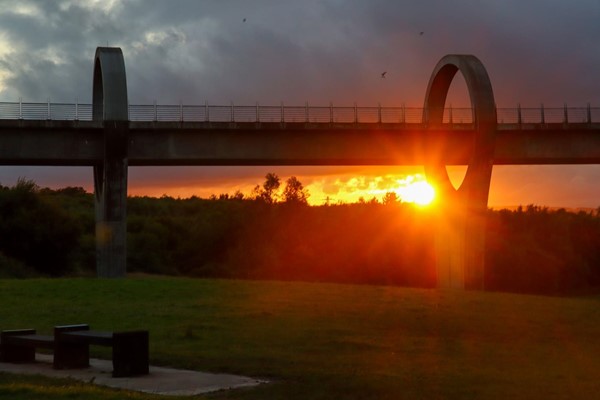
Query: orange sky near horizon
128,169,436,206
2,161,599,209
120,164,600,209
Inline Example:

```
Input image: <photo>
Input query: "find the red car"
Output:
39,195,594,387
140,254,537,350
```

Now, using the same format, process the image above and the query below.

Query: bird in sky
420,31,424,35
381,71,387,78
243,18,246,22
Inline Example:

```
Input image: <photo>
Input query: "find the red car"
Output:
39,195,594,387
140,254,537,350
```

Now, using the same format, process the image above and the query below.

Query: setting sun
395,178,435,206
301,172,436,205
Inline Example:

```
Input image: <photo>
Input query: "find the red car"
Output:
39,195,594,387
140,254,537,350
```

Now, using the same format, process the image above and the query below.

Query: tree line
1,176,599,295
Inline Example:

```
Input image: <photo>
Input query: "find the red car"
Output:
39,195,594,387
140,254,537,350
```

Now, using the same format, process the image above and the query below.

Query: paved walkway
0,353,266,396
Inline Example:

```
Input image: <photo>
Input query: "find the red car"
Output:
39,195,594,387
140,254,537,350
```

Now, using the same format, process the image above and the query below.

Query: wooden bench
0,329,55,363
1,325,149,377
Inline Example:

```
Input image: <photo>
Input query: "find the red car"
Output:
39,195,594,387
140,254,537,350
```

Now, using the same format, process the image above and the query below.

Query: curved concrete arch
92,47,129,278
422,55,497,290
93,47,128,121
422,54,497,207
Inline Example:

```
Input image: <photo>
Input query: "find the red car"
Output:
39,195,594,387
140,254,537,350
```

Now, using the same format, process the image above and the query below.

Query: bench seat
60,330,114,346
3,334,54,347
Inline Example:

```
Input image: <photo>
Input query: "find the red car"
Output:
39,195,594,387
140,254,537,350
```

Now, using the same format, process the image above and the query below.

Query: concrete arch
422,54,497,208
92,47,129,278
422,55,497,290
93,47,128,121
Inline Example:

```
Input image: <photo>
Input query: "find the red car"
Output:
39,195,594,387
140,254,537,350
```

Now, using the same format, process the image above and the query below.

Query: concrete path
0,353,266,396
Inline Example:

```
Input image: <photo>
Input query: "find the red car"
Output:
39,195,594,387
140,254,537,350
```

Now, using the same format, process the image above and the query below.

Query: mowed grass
1,277,600,399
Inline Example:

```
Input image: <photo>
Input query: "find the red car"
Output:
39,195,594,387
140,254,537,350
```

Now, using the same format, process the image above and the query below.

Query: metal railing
0,100,598,125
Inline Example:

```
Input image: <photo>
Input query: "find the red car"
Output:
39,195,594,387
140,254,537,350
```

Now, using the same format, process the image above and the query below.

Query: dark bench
54,324,149,377
0,329,55,363
1,324,149,377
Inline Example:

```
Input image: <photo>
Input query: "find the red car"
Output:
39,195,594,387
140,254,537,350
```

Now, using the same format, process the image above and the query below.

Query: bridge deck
0,120,599,166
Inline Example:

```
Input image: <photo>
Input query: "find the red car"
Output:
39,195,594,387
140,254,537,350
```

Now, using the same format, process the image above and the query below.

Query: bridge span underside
1,121,599,166
1,47,599,290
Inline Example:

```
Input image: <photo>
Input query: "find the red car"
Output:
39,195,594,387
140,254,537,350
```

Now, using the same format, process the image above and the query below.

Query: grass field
0,277,599,399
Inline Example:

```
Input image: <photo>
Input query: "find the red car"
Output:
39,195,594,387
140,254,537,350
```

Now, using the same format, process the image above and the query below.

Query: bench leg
1,330,36,363
1,345,35,363
112,331,149,377
53,324,90,369
54,342,89,369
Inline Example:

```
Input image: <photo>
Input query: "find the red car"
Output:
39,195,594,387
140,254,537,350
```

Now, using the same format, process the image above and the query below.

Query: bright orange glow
127,171,437,206
395,179,435,206
305,173,435,205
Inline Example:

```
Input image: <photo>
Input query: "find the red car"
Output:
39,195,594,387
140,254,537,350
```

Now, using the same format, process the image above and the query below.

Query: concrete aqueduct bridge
1,47,599,288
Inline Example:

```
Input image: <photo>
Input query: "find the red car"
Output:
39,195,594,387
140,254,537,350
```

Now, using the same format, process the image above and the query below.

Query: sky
0,0,599,207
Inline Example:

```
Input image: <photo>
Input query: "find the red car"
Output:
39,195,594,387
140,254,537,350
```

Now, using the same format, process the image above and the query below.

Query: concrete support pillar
92,47,129,278
433,200,466,289
94,122,128,278
422,54,497,290
432,193,488,289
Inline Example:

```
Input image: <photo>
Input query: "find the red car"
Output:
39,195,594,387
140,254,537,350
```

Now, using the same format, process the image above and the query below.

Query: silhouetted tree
282,176,309,204
253,173,281,204
382,192,399,205
232,190,245,200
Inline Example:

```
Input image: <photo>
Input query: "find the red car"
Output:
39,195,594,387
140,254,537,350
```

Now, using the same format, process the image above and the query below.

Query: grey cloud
2,0,599,105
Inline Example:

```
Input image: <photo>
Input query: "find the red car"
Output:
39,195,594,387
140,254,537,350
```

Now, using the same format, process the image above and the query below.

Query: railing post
563,103,568,124
517,103,522,125
305,101,309,123
378,103,382,124
75,97,79,121
19,97,22,119
256,101,259,123
280,101,284,123
153,100,157,122
587,103,592,124
205,100,209,122
329,102,333,123
231,101,234,122
47,98,51,120
540,103,545,124
354,102,358,124
180,101,183,122
402,103,406,124
449,103,453,125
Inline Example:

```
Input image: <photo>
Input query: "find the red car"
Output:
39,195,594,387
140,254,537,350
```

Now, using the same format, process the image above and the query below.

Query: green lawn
1,277,599,399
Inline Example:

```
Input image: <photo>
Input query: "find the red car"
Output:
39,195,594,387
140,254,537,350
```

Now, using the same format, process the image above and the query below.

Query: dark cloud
2,0,599,104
